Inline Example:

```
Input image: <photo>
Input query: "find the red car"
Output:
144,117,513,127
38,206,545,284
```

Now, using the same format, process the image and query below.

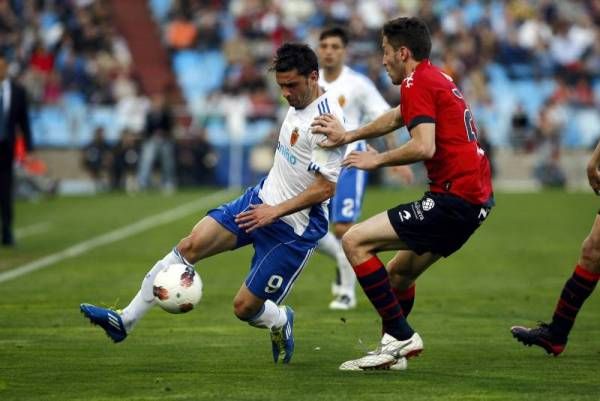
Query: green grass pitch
0,187,599,401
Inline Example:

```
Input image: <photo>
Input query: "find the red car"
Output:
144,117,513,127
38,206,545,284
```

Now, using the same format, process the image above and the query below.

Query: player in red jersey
511,141,600,356
311,16,494,371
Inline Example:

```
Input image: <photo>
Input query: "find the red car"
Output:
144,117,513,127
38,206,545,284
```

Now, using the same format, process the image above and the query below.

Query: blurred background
3,0,600,198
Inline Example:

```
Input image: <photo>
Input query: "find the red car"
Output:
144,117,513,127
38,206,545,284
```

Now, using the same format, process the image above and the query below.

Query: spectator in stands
116,81,149,134
510,104,533,152
42,70,62,104
176,126,216,186
0,2,19,59
571,77,595,108
137,93,175,193
82,126,110,192
533,98,567,188
247,79,276,121
534,148,567,188
111,129,139,193
196,4,223,50
111,69,136,102
55,40,91,97
166,13,197,50
29,42,54,76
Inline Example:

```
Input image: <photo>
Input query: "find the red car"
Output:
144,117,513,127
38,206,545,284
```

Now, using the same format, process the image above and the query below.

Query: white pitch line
15,222,52,239
0,189,236,284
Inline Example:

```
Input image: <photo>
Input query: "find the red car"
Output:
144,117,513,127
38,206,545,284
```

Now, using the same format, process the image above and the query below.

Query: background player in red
511,140,600,356
312,16,494,371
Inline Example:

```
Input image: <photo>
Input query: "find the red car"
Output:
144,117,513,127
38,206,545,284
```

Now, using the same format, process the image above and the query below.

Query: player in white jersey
316,27,413,310
80,43,345,365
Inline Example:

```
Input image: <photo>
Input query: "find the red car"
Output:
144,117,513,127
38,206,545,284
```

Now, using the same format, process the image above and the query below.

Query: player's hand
390,165,414,185
342,145,381,171
311,113,346,148
586,161,600,195
235,204,279,233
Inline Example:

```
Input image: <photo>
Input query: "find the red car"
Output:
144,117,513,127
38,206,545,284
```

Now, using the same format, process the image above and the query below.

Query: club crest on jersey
338,95,346,107
422,198,435,211
403,72,415,88
290,127,299,146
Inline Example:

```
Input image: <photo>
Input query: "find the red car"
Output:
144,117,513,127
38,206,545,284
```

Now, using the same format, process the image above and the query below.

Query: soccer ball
153,263,203,314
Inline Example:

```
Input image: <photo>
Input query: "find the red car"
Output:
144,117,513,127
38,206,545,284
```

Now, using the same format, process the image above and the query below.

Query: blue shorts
207,185,316,304
330,166,368,224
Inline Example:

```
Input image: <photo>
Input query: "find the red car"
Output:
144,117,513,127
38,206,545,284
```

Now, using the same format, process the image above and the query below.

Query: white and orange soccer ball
153,264,203,314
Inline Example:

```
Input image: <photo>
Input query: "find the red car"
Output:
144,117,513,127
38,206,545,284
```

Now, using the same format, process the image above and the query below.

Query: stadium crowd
2,0,599,190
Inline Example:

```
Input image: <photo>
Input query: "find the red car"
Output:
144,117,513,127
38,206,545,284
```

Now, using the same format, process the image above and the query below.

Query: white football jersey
319,66,390,155
259,91,346,238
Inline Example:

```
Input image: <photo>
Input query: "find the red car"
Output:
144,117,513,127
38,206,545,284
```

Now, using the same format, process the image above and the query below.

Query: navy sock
354,256,414,340
393,284,416,318
550,264,599,339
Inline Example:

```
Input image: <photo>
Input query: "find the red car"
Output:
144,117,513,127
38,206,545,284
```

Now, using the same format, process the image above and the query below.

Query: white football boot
378,332,424,359
339,354,407,371
328,294,357,310
339,332,423,371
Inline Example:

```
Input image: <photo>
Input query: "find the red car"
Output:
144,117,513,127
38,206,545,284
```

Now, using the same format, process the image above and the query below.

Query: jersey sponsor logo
422,198,435,211
276,141,297,165
290,127,299,146
398,210,411,221
411,201,425,221
338,94,346,107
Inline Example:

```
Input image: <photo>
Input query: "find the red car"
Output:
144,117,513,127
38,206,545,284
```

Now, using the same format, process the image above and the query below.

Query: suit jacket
0,80,33,169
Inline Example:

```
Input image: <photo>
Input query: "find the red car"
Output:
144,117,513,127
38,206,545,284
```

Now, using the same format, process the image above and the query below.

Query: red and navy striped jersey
401,59,493,205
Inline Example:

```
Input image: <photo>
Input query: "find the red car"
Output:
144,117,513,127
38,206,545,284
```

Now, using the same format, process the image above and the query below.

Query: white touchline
0,189,236,284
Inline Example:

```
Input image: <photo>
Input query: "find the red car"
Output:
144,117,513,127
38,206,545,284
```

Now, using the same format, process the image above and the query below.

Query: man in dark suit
0,55,33,246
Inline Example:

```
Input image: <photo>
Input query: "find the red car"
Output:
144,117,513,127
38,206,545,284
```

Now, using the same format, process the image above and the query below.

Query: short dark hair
319,26,348,46
270,43,319,77
382,17,431,61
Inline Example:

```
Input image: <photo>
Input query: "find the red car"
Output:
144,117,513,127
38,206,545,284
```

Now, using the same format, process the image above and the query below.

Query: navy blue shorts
387,192,492,257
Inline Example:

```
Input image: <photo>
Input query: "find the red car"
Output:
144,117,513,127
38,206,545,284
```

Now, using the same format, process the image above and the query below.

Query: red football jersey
401,60,493,205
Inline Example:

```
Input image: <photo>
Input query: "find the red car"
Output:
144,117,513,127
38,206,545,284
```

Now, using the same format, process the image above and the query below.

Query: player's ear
400,46,411,62
309,70,319,83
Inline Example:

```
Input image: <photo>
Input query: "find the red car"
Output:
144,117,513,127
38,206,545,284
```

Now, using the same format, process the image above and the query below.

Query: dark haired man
81,43,346,364
312,17,494,371
316,27,413,310
0,55,33,247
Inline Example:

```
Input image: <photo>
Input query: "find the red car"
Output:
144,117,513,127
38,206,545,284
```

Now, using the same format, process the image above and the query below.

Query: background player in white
316,27,413,310
80,43,345,365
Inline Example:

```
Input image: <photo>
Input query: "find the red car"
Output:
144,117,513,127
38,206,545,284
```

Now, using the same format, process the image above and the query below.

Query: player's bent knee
580,236,600,273
341,229,369,265
176,234,198,262
341,231,358,256
233,298,259,321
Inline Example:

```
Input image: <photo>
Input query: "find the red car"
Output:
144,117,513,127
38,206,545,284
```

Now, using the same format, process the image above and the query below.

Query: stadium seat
173,50,226,104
